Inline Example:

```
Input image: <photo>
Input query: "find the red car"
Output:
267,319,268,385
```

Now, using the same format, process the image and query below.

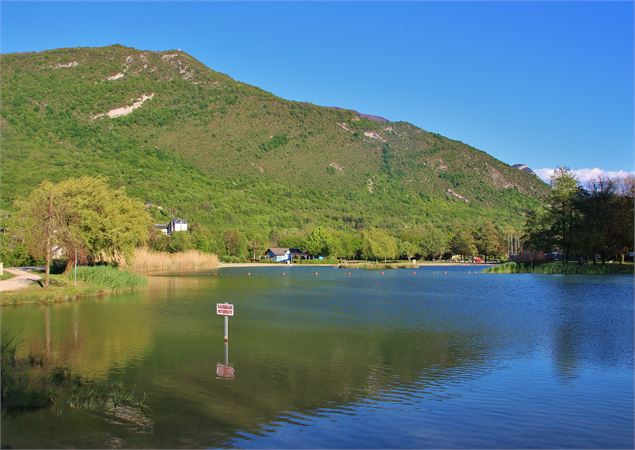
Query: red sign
216,363,235,379
216,303,234,316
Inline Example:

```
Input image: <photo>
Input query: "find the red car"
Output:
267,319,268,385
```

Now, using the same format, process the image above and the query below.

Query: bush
259,134,288,152
220,255,248,263
0,234,39,267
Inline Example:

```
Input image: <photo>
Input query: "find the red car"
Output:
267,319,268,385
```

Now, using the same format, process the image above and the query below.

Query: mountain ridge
1,44,547,248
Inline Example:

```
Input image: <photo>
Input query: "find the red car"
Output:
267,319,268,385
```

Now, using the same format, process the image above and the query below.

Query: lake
1,266,633,448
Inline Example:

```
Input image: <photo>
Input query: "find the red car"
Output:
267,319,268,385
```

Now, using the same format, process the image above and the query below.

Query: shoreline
218,262,492,268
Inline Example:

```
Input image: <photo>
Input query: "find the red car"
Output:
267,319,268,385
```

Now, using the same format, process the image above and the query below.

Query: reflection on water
9,300,153,380
216,341,235,379
1,267,633,448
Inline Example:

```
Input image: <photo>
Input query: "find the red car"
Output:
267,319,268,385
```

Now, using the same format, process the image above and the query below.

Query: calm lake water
1,266,633,448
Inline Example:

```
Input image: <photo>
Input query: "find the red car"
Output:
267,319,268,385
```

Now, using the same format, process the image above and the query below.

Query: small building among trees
168,218,188,234
264,248,292,263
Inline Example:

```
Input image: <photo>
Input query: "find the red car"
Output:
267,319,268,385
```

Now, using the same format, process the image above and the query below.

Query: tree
277,229,306,250
360,229,398,261
302,227,332,257
169,231,194,253
607,176,634,263
475,222,503,260
223,229,248,257
547,167,580,262
16,180,69,286
577,177,617,263
16,177,151,284
524,208,551,253
0,233,38,267
450,230,476,259
148,231,170,252
399,239,419,260
524,173,634,264
419,226,448,260
329,230,362,259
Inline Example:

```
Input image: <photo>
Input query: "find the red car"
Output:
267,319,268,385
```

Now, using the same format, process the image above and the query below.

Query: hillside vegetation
1,45,546,253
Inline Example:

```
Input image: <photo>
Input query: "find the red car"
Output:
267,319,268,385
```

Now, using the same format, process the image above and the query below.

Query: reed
484,262,633,275
2,331,148,415
131,248,219,273
1,331,51,411
71,266,147,290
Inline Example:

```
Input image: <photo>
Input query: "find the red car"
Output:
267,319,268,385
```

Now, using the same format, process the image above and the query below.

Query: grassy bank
484,261,634,275
131,248,219,273
338,261,417,270
294,258,339,265
1,266,147,306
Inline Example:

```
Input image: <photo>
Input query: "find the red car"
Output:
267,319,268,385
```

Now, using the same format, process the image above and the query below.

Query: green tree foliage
475,222,503,259
360,229,398,260
0,234,38,267
547,167,581,262
398,239,419,260
525,173,634,263
147,231,170,252
277,229,306,250
222,229,248,257
609,176,635,262
418,225,449,260
328,230,362,259
168,231,194,253
381,143,393,177
16,177,151,283
259,134,289,152
15,181,61,285
302,227,333,257
450,230,477,258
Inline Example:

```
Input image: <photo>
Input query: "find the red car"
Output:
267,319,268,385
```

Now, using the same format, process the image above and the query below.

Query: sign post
216,302,234,342
216,302,235,379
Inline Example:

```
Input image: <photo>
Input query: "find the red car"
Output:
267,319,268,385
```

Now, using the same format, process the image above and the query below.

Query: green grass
483,261,634,275
338,261,417,270
72,266,147,290
1,266,147,305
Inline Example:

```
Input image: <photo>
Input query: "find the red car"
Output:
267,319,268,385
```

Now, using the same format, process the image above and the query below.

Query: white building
167,218,188,234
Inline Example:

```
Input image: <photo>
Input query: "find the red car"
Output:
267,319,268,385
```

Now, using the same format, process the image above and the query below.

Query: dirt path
0,268,42,292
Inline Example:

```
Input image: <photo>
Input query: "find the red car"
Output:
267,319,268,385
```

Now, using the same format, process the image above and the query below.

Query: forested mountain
0,45,546,252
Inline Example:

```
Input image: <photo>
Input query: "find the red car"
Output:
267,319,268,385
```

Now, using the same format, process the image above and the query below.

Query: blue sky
1,1,633,179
